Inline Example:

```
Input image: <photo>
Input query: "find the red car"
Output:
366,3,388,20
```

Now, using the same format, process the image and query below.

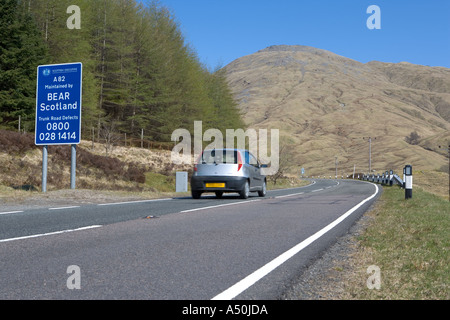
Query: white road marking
275,192,304,199
212,183,379,300
49,206,80,210
97,198,172,206
0,211,24,216
181,199,261,213
311,188,323,192
0,225,102,243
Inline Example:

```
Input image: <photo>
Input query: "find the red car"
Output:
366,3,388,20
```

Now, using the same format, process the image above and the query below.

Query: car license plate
205,183,225,188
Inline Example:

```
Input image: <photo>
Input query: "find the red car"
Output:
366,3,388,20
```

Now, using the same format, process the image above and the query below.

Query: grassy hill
224,45,450,198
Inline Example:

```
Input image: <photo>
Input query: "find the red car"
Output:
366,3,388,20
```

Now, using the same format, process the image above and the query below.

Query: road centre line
98,198,172,206
0,211,24,216
272,180,315,192
0,225,102,243
212,183,379,300
275,192,304,199
180,199,261,213
311,188,324,192
49,206,80,210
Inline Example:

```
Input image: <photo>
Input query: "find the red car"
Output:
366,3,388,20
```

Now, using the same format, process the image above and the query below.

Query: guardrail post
389,170,393,186
405,165,412,199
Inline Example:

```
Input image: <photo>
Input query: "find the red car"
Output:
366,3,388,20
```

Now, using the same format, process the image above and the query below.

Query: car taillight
194,165,198,172
237,151,243,171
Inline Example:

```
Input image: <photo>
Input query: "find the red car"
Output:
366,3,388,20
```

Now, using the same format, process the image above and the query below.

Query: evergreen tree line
0,0,245,143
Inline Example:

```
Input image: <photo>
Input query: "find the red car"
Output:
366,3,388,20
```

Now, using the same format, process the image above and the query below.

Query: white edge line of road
0,225,102,243
211,182,379,300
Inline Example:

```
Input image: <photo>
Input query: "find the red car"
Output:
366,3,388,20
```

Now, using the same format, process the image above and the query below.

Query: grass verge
344,186,449,299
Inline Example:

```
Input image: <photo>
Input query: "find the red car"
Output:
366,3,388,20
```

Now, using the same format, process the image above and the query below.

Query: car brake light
237,151,243,171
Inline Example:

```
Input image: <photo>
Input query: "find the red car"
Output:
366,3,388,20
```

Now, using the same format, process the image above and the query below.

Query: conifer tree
0,0,49,130
0,0,244,143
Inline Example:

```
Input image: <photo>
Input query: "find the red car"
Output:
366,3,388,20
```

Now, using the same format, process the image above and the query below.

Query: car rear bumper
191,175,247,192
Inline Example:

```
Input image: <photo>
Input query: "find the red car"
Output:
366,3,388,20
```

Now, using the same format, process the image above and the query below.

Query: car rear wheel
239,181,250,199
192,190,202,199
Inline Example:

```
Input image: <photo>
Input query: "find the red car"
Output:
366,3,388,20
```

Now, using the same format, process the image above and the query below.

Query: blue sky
152,0,450,70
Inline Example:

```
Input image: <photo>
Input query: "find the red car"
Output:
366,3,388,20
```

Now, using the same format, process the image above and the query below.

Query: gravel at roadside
281,211,375,300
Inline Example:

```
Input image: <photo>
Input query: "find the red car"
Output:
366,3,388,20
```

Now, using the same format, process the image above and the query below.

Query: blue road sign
35,62,82,145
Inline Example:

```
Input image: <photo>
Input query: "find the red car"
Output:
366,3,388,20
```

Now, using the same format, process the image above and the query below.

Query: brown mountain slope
224,45,450,196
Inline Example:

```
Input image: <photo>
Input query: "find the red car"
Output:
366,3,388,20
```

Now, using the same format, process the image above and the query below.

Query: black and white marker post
402,167,406,189
405,165,413,199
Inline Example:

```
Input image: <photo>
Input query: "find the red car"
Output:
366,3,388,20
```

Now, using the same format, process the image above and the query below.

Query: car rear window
201,150,238,164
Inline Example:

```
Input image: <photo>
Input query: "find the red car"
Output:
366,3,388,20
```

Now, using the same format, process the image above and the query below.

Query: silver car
190,149,267,199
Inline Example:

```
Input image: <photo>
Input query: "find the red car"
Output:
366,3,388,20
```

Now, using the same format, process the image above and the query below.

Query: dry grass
0,129,192,200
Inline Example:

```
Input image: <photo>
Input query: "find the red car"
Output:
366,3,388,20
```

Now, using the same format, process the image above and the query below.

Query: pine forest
0,0,245,145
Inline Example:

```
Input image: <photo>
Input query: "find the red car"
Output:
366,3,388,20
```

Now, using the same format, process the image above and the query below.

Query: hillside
224,45,450,197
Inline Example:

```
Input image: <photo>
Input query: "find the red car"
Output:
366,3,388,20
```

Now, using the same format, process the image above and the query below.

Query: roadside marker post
402,167,406,189
405,165,413,199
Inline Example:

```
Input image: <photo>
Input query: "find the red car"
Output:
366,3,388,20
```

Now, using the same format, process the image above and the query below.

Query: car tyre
192,190,202,199
258,181,267,197
239,180,250,199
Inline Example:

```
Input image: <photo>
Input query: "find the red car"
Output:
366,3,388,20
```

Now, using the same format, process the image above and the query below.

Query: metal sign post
35,62,82,192
42,145,48,193
71,144,76,189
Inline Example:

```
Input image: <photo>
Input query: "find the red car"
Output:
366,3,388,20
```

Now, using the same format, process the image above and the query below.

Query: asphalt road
0,179,379,300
